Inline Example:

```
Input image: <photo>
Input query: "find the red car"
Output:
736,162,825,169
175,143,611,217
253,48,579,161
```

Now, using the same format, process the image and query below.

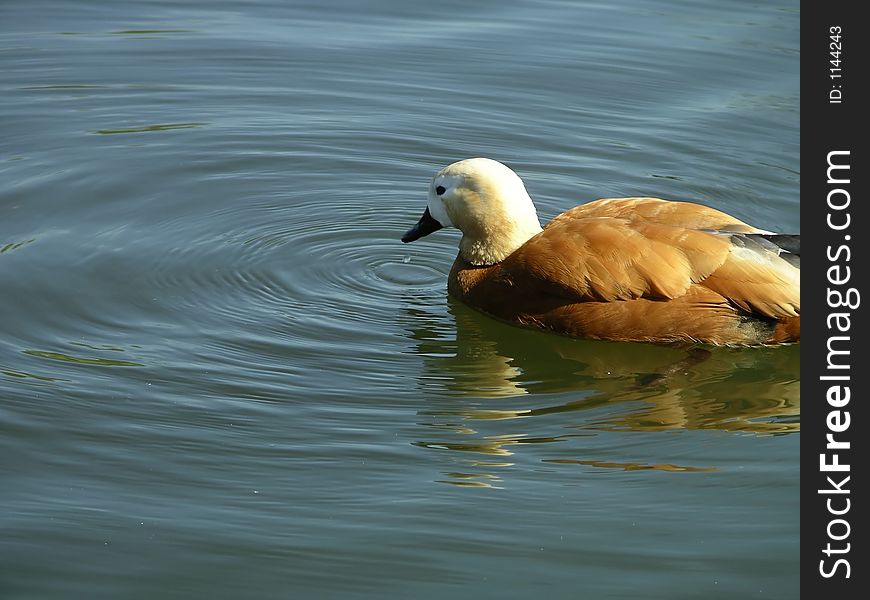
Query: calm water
1,1,799,598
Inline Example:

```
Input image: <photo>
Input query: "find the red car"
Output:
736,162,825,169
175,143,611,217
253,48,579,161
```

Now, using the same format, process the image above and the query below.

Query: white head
402,158,543,266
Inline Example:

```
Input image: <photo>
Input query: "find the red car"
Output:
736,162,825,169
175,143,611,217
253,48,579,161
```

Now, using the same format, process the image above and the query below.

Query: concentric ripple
141,195,452,323
71,183,457,398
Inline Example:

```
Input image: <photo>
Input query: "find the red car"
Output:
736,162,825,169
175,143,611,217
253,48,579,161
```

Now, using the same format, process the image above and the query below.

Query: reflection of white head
417,158,543,266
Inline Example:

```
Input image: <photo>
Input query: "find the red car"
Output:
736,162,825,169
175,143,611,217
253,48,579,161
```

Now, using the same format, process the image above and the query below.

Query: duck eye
435,185,446,196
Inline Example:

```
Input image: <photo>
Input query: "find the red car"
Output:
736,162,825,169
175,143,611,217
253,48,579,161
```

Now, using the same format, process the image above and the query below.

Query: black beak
401,207,444,243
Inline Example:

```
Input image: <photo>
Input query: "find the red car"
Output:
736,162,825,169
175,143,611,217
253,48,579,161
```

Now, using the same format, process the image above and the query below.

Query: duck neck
459,219,543,266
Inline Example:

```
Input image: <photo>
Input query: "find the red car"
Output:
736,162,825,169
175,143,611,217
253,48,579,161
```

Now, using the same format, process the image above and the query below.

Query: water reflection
0,239,34,254
406,297,799,485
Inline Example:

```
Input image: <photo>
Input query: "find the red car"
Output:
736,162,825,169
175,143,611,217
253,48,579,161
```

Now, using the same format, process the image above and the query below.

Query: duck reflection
405,297,799,486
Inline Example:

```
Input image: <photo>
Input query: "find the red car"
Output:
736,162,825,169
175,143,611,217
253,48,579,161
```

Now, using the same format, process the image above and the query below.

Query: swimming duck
402,158,799,346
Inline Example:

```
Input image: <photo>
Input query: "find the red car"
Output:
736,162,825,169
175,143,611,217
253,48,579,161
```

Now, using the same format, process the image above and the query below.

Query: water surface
1,1,799,598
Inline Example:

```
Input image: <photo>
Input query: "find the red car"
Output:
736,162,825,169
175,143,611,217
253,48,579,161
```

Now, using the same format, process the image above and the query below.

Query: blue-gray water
1,1,799,598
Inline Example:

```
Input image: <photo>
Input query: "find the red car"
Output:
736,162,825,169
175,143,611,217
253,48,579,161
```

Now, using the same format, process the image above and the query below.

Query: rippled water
2,1,799,598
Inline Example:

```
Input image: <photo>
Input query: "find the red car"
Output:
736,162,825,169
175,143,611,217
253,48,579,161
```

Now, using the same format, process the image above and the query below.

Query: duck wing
503,217,732,302
502,212,800,319
549,197,762,233
702,232,800,318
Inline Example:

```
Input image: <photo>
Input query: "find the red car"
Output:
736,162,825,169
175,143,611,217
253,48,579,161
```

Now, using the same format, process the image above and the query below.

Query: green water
1,1,799,598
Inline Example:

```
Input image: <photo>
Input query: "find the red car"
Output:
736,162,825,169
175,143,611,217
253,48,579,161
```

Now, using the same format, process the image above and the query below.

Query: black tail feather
750,233,800,256
743,233,800,269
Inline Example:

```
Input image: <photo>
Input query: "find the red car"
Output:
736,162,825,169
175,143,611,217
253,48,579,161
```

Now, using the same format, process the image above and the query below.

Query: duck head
402,158,544,266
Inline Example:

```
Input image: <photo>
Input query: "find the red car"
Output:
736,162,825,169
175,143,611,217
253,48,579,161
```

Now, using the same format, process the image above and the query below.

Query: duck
401,158,799,346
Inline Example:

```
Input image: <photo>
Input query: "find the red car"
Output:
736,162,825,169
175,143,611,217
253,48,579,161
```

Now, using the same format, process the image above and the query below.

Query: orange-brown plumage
404,158,800,346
